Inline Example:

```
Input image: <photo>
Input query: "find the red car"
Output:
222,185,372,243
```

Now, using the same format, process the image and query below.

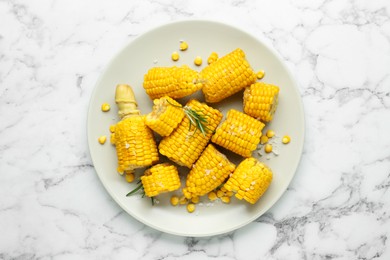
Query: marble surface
1,0,390,259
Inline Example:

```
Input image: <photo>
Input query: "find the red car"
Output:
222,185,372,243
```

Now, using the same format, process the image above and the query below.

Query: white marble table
1,0,390,259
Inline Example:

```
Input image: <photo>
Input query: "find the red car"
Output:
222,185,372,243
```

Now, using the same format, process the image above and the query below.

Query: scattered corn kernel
98,135,107,144
266,130,275,138
217,190,224,198
220,186,227,192
282,135,291,144
264,144,273,153
180,41,188,51
221,196,230,204
179,196,188,205
101,103,110,112
170,195,179,206
260,135,269,144
208,191,217,201
125,171,135,183
194,56,202,66
109,125,116,133
256,70,265,79
186,203,196,213
171,51,180,61
207,52,218,64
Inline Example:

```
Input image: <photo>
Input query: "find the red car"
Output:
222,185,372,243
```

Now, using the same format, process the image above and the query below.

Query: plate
87,20,305,237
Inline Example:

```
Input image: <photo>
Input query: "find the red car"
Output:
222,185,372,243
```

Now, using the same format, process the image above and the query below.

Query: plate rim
87,19,305,237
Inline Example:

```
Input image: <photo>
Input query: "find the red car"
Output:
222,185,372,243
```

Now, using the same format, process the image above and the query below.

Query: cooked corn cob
145,96,185,137
159,100,223,168
224,157,272,204
211,109,264,157
141,163,181,197
243,82,280,122
143,65,203,100
183,144,235,199
112,84,159,174
200,48,257,103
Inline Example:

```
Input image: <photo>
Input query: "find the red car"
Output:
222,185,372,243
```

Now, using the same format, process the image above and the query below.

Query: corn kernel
171,52,179,61
180,41,188,51
170,195,179,206
186,203,196,213
260,135,269,144
194,56,202,66
110,133,115,144
256,70,265,79
179,196,188,205
117,166,124,175
98,136,106,144
109,125,116,133
207,52,218,64
264,144,273,153
191,196,200,204
217,190,224,198
125,171,135,183
101,103,110,112
208,191,217,201
266,130,275,138
221,196,230,204
282,135,291,144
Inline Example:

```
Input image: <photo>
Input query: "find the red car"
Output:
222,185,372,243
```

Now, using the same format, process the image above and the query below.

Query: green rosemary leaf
166,99,209,137
126,183,143,196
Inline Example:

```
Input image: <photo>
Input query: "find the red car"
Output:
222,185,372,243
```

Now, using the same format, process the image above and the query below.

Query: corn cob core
183,144,235,199
141,163,181,197
159,100,223,168
200,48,257,103
145,96,185,137
243,82,280,122
211,109,265,157
113,84,159,174
224,157,273,204
143,65,203,100
115,84,140,118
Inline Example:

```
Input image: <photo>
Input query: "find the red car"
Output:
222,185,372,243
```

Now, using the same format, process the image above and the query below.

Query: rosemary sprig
166,99,210,136
126,180,155,205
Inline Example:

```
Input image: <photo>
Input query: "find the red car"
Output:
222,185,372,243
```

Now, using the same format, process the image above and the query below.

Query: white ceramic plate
87,20,304,237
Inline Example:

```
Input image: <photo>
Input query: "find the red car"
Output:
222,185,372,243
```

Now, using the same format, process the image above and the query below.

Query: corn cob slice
112,84,159,174
243,82,280,122
200,48,257,103
145,96,185,137
143,65,203,100
141,163,181,197
224,157,272,204
183,144,235,199
211,109,265,158
159,100,223,168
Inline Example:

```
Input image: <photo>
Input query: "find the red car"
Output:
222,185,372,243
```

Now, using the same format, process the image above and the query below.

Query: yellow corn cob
183,144,235,199
112,84,159,174
145,96,185,137
141,163,181,197
211,109,265,157
159,99,223,168
224,157,272,204
243,82,280,122
143,65,203,100
200,48,257,103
